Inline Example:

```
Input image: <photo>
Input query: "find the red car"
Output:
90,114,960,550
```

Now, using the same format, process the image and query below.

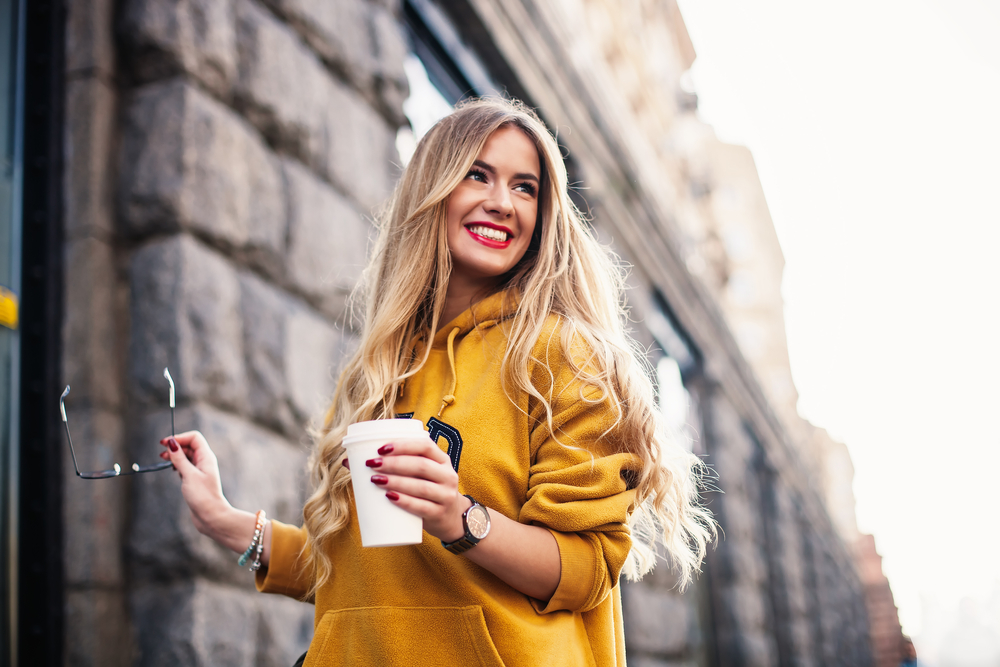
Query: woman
160,98,714,666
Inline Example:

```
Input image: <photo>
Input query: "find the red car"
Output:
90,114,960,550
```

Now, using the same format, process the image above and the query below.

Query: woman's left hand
365,435,471,543
364,434,560,601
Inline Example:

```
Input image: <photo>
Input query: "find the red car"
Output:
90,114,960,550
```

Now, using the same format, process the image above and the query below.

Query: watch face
466,505,490,539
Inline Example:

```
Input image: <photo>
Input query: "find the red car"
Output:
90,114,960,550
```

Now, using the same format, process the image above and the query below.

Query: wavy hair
302,98,715,595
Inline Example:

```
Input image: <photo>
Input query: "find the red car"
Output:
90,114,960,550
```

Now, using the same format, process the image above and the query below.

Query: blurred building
1,0,879,665
855,535,904,667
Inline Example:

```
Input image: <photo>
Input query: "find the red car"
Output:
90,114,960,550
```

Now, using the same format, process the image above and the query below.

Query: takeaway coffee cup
343,418,426,547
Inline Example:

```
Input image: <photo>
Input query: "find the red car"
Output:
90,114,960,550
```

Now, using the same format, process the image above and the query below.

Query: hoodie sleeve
255,520,314,602
518,321,642,614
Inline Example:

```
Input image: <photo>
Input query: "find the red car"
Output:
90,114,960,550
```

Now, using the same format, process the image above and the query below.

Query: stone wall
63,0,407,664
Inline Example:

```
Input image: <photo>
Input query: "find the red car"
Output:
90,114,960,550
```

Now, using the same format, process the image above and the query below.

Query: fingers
376,436,451,466
162,436,198,476
373,472,455,506
164,431,216,465
158,430,214,477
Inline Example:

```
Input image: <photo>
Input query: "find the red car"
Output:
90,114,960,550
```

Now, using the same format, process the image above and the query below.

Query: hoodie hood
430,289,521,349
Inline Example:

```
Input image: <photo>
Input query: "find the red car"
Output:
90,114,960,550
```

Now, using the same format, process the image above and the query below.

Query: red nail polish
377,444,394,455
168,438,179,452
371,474,388,485
385,491,400,501
159,438,168,445
341,458,350,469
365,457,382,468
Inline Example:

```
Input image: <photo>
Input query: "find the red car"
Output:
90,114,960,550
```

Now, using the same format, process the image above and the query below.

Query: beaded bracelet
250,533,266,572
238,510,267,568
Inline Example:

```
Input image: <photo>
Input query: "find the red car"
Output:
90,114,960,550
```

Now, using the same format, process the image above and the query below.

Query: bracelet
238,510,267,568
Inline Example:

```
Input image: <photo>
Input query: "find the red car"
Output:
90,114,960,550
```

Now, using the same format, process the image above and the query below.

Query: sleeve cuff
530,530,598,614
255,519,312,601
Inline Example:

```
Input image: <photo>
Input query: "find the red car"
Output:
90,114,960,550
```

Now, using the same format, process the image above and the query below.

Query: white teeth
467,225,509,242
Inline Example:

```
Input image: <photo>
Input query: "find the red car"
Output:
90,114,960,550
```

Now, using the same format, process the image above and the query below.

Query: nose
484,184,513,218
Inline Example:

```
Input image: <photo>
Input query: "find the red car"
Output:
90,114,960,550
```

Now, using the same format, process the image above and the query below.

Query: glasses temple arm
60,387,85,478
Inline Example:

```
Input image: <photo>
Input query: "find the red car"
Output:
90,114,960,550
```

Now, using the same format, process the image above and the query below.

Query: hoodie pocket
306,605,506,667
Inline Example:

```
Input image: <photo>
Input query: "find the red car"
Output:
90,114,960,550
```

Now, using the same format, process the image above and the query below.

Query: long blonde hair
303,98,715,594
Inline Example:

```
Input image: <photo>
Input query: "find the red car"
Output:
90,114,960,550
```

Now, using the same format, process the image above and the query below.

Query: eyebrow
473,159,539,183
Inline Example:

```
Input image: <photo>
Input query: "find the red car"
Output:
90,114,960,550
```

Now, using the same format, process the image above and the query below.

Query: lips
464,223,512,248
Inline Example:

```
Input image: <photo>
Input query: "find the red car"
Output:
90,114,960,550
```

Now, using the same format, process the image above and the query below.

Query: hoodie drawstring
437,326,460,417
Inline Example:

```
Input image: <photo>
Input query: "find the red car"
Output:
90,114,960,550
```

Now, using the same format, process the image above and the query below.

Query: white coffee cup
343,418,426,547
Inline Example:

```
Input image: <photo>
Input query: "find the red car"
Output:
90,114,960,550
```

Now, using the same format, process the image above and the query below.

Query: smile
465,224,512,248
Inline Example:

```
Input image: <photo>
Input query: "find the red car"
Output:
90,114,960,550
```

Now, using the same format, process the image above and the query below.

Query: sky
675,0,1000,660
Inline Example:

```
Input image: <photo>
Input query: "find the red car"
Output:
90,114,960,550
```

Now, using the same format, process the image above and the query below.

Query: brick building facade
3,0,875,664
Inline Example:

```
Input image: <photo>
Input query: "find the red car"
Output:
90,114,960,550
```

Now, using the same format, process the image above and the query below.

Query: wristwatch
441,495,491,554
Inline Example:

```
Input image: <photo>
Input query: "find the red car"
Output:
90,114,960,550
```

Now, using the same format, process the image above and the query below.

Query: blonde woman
161,98,714,666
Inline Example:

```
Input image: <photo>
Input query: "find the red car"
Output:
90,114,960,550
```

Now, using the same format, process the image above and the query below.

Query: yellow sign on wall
0,286,18,330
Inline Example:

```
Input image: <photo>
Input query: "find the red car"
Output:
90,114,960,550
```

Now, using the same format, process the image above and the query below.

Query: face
445,125,540,292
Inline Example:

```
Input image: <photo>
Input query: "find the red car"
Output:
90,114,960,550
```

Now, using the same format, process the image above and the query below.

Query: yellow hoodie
257,291,641,666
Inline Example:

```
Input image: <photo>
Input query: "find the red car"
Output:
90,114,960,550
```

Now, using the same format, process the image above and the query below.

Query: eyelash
466,168,537,196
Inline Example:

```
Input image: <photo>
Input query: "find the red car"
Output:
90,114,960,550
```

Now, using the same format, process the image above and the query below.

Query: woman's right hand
159,432,271,566
159,431,231,538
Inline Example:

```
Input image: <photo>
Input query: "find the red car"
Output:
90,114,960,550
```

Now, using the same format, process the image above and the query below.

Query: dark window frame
17,0,65,664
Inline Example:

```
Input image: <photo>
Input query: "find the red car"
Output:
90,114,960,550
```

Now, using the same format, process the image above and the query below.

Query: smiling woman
163,98,715,667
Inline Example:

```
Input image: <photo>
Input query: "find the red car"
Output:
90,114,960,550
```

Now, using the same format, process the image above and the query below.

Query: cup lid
343,418,425,446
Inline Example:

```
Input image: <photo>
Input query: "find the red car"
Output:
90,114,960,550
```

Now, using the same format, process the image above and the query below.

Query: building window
397,0,505,165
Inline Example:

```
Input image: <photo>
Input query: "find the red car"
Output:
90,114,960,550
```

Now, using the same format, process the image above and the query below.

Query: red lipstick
464,222,513,249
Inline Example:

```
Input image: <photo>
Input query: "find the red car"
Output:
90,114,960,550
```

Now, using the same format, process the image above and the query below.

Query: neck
440,276,498,330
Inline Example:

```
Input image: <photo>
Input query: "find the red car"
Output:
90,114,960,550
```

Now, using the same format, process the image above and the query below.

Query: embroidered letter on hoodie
396,413,464,472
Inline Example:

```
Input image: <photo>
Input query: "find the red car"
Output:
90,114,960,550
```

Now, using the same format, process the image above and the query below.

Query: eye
467,167,488,183
514,181,537,197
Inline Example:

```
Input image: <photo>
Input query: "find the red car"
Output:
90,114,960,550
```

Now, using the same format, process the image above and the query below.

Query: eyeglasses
60,367,177,479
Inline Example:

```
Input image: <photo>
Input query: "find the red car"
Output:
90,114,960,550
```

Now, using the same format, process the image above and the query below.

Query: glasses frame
60,367,177,479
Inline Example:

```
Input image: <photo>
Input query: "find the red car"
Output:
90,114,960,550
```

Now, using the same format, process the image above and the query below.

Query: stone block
234,2,400,211
63,236,122,409
234,1,331,161
62,408,126,586
255,593,315,666
120,0,237,96
132,579,255,667
66,588,131,667
239,271,350,435
239,272,298,435
319,82,400,211
284,158,371,307
66,0,114,75
129,403,307,584
65,77,117,238
284,307,344,424
129,235,249,413
131,578,313,667
259,0,376,90
120,80,286,267
370,3,409,124
621,582,690,656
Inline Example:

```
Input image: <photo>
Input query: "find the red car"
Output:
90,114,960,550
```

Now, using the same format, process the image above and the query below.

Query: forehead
477,126,540,173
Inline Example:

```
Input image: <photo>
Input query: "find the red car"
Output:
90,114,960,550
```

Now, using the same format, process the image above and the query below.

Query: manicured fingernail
385,491,400,501
365,457,382,468
168,438,179,452
341,458,350,469
370,474,388,485
377,444,394,455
